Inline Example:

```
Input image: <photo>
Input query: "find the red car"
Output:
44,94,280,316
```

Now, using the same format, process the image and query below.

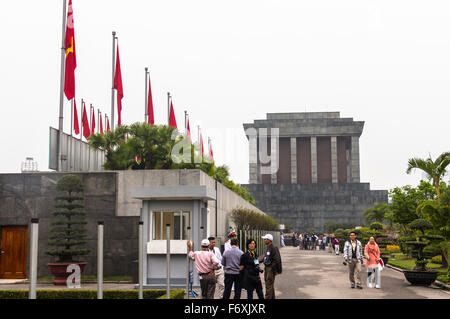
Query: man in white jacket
343,232,364,289
208,236,225,298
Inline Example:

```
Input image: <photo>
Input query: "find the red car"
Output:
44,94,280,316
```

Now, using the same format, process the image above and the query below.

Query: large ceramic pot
47,262,88,286
403,270,438,286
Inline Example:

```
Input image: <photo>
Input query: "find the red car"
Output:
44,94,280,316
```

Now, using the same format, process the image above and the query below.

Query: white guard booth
131,185,216,288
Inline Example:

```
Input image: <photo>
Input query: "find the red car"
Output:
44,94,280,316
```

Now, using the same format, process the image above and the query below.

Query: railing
238,229,281,257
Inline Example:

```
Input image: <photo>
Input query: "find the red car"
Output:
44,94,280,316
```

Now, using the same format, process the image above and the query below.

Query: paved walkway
273,246,449,299
1,247,448,299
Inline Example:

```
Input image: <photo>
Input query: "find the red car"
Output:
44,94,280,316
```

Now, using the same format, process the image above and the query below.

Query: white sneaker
375,285,380,289
367,283,373,288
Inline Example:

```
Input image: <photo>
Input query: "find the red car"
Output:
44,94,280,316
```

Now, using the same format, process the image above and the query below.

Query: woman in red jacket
364,236,381,289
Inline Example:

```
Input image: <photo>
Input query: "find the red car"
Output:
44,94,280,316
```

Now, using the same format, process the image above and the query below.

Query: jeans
223,273,241,299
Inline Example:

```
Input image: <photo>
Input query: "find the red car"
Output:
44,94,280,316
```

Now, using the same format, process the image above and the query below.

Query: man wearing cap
262,234,282,299
187,239,221,299
224,231,237,252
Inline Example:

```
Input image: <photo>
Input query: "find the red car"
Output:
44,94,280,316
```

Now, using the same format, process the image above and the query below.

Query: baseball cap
262,234,273,241
201,239,210,247
228,231,237,238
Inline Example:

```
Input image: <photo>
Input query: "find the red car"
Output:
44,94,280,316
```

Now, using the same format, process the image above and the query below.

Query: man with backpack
261,234,282,299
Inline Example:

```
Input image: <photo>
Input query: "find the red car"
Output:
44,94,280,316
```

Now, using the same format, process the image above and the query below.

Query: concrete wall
0,170,265,279
0,172,139,278
244,183,388,232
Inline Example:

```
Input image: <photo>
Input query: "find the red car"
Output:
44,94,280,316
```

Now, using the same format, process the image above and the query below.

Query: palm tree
88,125,129,170
406,152,450,200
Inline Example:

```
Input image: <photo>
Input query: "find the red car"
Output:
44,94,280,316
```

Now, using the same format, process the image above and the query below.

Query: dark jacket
262,244,282,275
240,251,262,290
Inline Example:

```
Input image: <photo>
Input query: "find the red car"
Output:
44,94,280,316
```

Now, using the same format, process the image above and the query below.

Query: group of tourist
187,229,382,299
291,232,334,251
187,231,283,300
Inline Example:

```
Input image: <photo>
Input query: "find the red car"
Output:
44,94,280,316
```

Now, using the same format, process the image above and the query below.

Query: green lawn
388,253,449,284
388,253,443,271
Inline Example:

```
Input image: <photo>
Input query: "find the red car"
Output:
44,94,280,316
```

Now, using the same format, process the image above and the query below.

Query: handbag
377,258,384,272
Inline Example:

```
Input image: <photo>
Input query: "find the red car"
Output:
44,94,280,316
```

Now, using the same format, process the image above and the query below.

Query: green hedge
156,290,185,299
0,289,185,299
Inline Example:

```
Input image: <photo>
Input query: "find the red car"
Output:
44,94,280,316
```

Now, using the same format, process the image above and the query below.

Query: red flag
200,133,204,157
64,0,76,101
114,45,124,126
107,117,111,132
82,103,90,139
100,112,104,134
91,107,96,134
209,139,214,161
187,118,191,143
147,74,154,125
73,99,80,135
169,101,177,128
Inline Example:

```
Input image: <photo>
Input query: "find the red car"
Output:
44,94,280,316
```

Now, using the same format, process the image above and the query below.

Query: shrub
230,207,279,231
431,255,443,264
423,245,442,259
0,289,184,299
370,222,384,231
156,290,185,299
386,245,401,253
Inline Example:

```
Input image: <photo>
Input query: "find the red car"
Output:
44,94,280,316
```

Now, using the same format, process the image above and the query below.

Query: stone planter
47,262,88,286
403,270,438,286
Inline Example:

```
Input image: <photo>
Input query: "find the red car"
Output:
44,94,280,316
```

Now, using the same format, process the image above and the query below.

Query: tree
370,222,384,231
416,182,450,268
389,183,435,234
89,123,256,205
363,203,390,224
406,152,450,199
45,175,90,262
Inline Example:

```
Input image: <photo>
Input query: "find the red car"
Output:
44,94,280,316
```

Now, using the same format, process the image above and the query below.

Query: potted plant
45,175,90,285
403,219,439,286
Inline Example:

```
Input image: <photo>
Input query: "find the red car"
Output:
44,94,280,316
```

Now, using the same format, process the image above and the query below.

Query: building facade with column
243,112,387,232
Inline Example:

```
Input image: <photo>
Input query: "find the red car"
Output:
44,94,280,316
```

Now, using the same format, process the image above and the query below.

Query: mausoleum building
243,112,388,232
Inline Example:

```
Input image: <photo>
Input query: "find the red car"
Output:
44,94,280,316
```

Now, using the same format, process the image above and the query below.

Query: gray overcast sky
0,0,449,192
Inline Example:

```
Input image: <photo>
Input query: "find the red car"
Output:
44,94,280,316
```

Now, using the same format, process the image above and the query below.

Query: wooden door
0,226,28,279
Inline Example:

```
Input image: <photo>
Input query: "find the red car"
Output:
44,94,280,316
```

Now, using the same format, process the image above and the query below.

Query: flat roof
130,185,216,201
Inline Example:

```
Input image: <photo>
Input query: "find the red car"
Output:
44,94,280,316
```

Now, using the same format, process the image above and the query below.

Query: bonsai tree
370,222,384,231
405,219,434,271
45,175,90,262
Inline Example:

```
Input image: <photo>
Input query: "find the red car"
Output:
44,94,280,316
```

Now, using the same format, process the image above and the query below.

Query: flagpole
89,104,93,171
145,68,148,124
167,92,171,125
57,0,67,172
111,31,117,131
70,99,73,171
80,99,84,170
185,111,187,136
